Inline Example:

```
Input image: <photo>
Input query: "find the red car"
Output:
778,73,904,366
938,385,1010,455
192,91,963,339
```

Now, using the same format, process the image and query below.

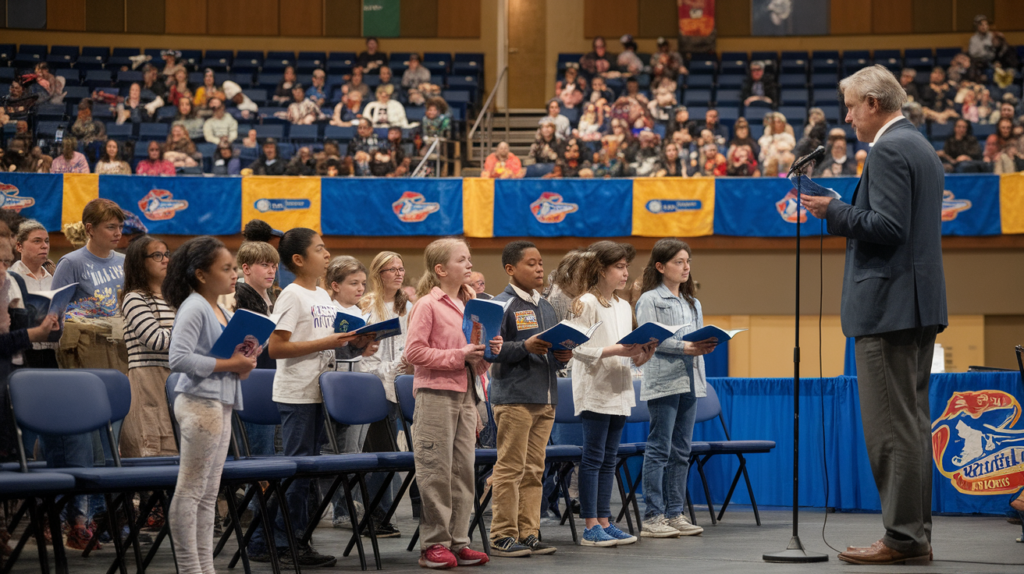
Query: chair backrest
394,375,415,423
694,382,722,424
9,370,110,436
320,372,389,426
626,379,650,423
554,377,579,424
82,369,131,423
236,369,282,425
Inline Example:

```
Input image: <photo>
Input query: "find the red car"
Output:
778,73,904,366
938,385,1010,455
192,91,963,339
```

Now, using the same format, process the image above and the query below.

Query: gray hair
839,65,907,113
15,219,46,245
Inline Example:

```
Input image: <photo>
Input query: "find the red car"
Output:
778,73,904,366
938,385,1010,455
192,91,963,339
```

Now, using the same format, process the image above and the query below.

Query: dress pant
489,404,555,542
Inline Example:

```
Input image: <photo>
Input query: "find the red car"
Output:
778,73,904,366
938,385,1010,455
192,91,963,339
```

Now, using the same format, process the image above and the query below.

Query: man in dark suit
802,65,947,566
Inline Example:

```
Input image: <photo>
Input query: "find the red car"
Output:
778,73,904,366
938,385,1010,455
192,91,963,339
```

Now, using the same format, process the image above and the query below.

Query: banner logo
530,192,578,224
0,184,36,212
932,390,1024,495
775,189,808,224
139,189,188,221
254,198,311,213
392,191,440,223
646,199,702,214
941,190,972,222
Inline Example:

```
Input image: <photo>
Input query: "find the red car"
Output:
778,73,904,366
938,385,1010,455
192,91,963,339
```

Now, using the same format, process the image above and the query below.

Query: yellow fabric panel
61,173,100,227
1000,173,1024,235
462,178,494,238
631,178,716,237
241,176,322,234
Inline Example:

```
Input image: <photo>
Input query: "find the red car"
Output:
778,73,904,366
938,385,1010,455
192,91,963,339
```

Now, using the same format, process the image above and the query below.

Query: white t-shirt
272,284,338,404
334,301,362,368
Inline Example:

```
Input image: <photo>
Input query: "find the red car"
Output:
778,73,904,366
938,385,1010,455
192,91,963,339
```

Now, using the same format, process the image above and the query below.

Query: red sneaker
454,546,490,566
65,524,100,551
419,544,457,569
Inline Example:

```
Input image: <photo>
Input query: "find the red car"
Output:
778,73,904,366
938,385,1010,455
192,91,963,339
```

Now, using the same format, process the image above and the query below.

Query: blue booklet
23,283,77,326
681,325,747,343
211,309,277,359
617,322,686,346
462,298,511,360
334,311,402,341
536,320,602,351
789,174,841,199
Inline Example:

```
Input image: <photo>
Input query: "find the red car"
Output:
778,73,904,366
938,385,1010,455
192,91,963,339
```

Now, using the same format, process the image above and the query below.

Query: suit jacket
824,118,948,338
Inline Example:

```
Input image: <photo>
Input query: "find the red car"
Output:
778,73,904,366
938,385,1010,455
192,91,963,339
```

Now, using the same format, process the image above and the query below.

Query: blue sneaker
604,523,637,546
581,525,617,547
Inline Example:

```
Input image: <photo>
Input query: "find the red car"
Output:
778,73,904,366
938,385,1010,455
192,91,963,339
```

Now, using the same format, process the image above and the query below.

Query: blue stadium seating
255,124,285,141
781,89,809,106
687,74,715,89
324,126,355,141
106,123,134,140
288,124,319,142
139,123,169,140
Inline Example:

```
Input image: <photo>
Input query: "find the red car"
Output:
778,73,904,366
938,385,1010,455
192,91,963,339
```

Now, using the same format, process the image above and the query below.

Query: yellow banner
61,173,99,227
631,178,715,237
1000,173,1024,235
241,176,321,234
462,178,495,238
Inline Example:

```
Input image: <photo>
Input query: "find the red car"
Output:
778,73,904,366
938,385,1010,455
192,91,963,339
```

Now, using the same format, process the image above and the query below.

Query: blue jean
579,412,625,519
41,432,95,522
642,391,698,520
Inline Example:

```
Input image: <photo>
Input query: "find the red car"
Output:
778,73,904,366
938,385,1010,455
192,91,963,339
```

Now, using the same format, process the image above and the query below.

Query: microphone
787,145,826,176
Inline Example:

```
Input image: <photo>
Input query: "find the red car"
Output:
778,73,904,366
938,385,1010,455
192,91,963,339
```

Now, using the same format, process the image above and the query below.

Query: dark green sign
363,0,401,38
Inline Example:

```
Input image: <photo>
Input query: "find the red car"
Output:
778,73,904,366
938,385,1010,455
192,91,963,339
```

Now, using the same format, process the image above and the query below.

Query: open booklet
789,174,842,199
22,283,78,326
462,298,512,360
617,322,688,346
681,325,747,343
333,311,402,341
536,320,603,351
211,309,277,359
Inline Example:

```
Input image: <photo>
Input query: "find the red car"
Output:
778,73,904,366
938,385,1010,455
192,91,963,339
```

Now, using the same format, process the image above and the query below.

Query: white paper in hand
789,174,841,199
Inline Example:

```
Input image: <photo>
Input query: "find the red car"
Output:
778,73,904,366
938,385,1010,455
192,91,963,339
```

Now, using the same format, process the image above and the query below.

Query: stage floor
10,500,1023,573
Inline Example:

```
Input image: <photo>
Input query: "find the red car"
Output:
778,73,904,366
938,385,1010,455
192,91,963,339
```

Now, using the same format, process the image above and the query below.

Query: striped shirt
123,291,175,370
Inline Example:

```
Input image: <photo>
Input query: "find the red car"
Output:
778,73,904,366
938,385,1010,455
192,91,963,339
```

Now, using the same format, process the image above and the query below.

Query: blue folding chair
0,470,77,574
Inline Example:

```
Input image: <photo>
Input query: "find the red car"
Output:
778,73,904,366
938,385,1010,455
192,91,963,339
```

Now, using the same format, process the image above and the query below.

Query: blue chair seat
690,441,711,455
544,445,583,462
221,460,297,482
373,451,416,469
619,442,646,455
704,440,775,453
616,444,639,457
474,449,498,465
289,453,382,475
0,472,77,495
116,456,181,467
39,466,180,490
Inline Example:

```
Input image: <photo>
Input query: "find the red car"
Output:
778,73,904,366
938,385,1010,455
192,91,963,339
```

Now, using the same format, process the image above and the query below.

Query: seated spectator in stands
587,76,614,108
141,64,167,101
421,98,452,139
343,67,372,102
591,139,626,178
203,97,238,144
136,141,176,176
603,118,636,161
286,146,317,176
94,139,131,175
555,67,587,109
69,98,106,146
193,69,224,112
648,88,677,124
356,37,387,73
960,89,980,123
654,142,686,177
315,141,343,176
995,136,1024,174
240,129,258,150
222,81,259,120
49,137,89,174
702,109,729,146
575,102,605,144
174,97,205,140
32,63,65,105
29,145,52,173
741,61,778,107
331,90,364,126
558,138,591,178
727,117,760,160
726,145,759,177
947,52,973,84
975,88,996,123
977,117,1018,172
623,77,642,100
650,37,686,87
273,66,298,106
795,114,828,158
402,54,431,91
481,142,523,178
968,15,995,68
814,129,856,177
920,67,959,124
1,138,33,172
363,86,409,128
323,159,345,177
1,81,38,123
345,119,382,174
527,121,564,177
991,99,1021,130
160,50,185,83
116,83,150,125
306,70,328,107
211,143,240,176
667,106,698,143
935,118,980,173
284,84,325,125
385,126,411,175
580,36,613,77
617,35,644,76
758,112,796,174
167,68,193,108
542,100,572,141
378,67,400,98
696,142,726,176
369,148,399,177
899,68,920,103
248,138,287,175
629,129,662,177
163,124,200,169
990,34,1019,88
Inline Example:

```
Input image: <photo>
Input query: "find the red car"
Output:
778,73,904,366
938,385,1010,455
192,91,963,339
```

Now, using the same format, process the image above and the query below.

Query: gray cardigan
169,292,243,409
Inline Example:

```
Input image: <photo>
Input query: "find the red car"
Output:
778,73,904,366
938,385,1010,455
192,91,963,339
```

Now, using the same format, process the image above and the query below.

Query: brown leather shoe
846,540,884,553
838,541,931,565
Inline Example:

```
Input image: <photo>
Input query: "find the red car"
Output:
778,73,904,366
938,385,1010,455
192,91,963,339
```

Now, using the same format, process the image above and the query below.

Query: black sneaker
520,534,556,555
248,549,272,563
490,536,532,557
372,521,401,538
279,546,337,568
571,499,581,515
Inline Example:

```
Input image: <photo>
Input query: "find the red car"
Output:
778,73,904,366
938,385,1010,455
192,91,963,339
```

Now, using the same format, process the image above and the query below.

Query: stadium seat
720,60,748,75
812,88,839,105
779,74,807,88
288,124,319,142
47,45,79,67
0,44,16,65
780,58,807,74
106,124,134,141
716,89,741,106
718,75,744,89
453,53,484,67
930,122,955,140
14,44,46,66
689,58,717,75
116,70,143,87
139,123,169,141
36,104,66,119
64,86,90,103
324,125,355,142
684,89,713,106
780,89,809,106
819,105,841,122
974,123,996,139
687,74,715,89
155,106,178,123
255,124,285,141
108,47,140,69
57,68,81,85
874,49,901,71
721,51,748,62
743,107,770,122
811,73,837,88
780,105,807,122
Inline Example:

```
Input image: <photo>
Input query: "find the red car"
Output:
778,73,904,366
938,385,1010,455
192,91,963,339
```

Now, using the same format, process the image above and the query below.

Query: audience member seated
648,88,677,124
968,15,996,67
163,124,200,169
331,90,364,126
1,81,38,123
384,126,410,174
363,86,409,128
900,68,920,103
527,121,564,177
650,37,686,89
555,67,587,109
994,99,1022,131
174,97,205,141
322,158,346,177
702,109,729,146
211,143,240,176
758,111,796,175
542,100,572,141
617,35,644,76
273,66,298,106
286,146,317,176
592,138,627,178
69,98,107,146
654,142,686,177
813,128,856,177
116,83,151,125
727,117,761,160
136,141,176,176
558,138,591,178
960,89,981,123
990,33,1019,88
346,119,382,174
629,129,662,177
203,97,238,144
603,118,636,163
248,138,287,175
667,105,698,143
160,50,186,83
49,137,89,173
315,141,343,176
481,142,524,178
947,52,975,84
240,129,258,150
193,69,224,112
1,138,34,172
575,102,605,144
726,145,759,177
936,119,982,173
421,97,452,139
580,36,614,77
356,37,387,73
402,54,431,91
94,139,131,175
980,118,1019,173
972,88,997,123
32,62,65,105
343,67,372,102
283,84,325,125
920,67,959,124
306,70,329,107
167,68,193,108
698,142,727,176
795,107,828,157
141,64,167,100
994,137,1024,173
222,81,259,120
587,76,614,108
378,67,401,98
742,61,778,107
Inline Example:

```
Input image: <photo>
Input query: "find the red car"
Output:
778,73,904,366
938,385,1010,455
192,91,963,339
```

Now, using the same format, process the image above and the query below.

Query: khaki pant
412,387,478,551
121,366,179,458
489,404,555,543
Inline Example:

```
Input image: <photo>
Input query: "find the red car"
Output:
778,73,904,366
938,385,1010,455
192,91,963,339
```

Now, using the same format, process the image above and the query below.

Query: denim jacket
634,284,707,401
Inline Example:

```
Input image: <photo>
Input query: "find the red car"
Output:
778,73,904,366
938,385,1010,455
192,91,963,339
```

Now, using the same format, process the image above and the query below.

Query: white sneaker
641,516,682,538
666,514,703,536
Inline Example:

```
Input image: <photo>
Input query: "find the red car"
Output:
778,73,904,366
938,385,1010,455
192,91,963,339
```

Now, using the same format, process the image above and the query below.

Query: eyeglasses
145,251,172,262
381,267,405,274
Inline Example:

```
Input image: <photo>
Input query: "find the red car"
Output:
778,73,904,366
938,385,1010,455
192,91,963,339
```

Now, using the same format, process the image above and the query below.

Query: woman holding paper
634,238,717,538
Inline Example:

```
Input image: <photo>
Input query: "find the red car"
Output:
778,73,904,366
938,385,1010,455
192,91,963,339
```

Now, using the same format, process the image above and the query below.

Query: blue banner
0,172,62,231
713,176,858,237
99,175,241,235
493,179,632,237
940,174,1002,236
321,178,463,236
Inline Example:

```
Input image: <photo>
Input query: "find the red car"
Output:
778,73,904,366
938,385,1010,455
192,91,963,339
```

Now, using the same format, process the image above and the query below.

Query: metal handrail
412,137,441,177
467,66,508,143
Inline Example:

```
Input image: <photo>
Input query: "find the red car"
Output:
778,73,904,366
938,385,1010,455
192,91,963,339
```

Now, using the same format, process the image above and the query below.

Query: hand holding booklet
536,320,602,351
462,298,511,360
333,311,403,340
211,309,277,359
790,174,841,199
681,325,747,343
617,322,687,346
23,283,78,326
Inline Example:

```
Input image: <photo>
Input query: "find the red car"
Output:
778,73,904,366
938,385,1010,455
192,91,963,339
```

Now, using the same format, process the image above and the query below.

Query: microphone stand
763,166,829,563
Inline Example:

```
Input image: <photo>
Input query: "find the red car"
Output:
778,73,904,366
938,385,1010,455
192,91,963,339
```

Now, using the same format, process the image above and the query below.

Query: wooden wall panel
437,0,480,38
994,0,1024,30
85,0,124,32
207,0,278,36
638,0,677,38
872,0,913,34
165,0,206,34
401,0,438,38
279,0,322,36
48,0,86,31
717,0,751,37
0,0,6,28
830,0,871,35
913,0,952,33
584,0,638,39
325,0,361,37
958,0,993,31
127,0,164,34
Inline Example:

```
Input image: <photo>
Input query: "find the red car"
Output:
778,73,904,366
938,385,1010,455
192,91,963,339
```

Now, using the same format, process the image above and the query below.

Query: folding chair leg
557,464,579,545
617,462,643,531
469,467,490,554
717,465,744,522
614,466,635,535
685,490,696,526
406,526,420,552
343,476,369,571
140,491,173,572
2,507,35,574
300,475,344,548
120,490,145,574
266,481,301,574
739,460,762,526
29,498,51,574
217,484,256,557
695,457,717,525
103,493,129,574
84,492,125,558
357,474,382,570
46,496,68,574
223,484,259,574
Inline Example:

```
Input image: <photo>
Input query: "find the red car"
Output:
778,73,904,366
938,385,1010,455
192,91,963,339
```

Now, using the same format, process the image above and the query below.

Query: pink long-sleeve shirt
404,285,488,394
